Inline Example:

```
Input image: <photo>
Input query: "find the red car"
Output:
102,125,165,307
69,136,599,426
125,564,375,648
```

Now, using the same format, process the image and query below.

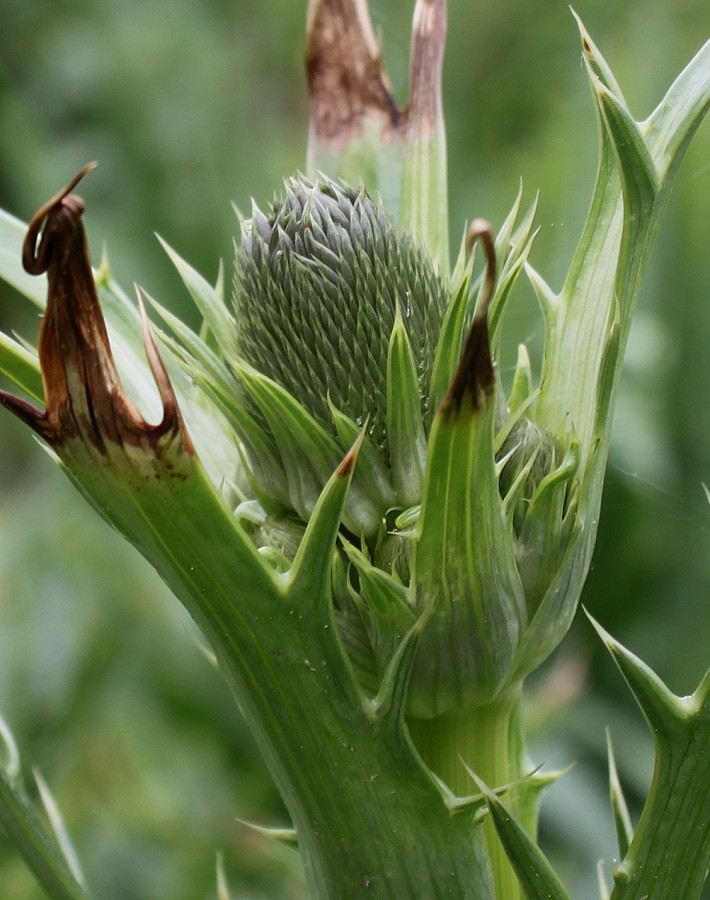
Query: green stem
60,452,497,899
408,686,533,900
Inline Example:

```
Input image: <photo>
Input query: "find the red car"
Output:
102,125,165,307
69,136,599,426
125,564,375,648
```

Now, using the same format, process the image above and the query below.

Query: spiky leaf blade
473,777,572,900
606,731,634,859
387,304,428,506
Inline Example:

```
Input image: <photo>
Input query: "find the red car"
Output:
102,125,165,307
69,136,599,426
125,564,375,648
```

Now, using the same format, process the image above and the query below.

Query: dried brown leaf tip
306,0,446,147
0,166,192,458
440,220,496,417
335,424,366,479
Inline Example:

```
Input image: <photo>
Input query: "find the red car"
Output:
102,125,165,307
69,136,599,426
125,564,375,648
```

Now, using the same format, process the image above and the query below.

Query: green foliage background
0,1,708,897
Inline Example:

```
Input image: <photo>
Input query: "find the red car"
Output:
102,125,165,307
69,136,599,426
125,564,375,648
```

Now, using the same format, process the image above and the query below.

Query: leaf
587,613,687,732
328,402,396,512
471,774,572,900
341,538,417,689
643,37,710,182
427,273,473,422
387,304,428,506
234,361,344,520
158,236,235,357
0,713,90,900
606,731,634,859
147,294,289,506
0,332,42,402
215,853,234,900
287,430,363,604
591,76,659,247
507,344,533,415
235,820,298,847
34,769,87,891
587,616,710,900
0,208,45,307
236,361,385,534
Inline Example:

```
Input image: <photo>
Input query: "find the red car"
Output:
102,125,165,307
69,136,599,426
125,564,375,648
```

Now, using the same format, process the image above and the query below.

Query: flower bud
233,175,447,454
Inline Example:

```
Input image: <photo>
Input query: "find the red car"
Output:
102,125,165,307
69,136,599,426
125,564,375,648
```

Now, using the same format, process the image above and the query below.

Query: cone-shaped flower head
233,175,448,454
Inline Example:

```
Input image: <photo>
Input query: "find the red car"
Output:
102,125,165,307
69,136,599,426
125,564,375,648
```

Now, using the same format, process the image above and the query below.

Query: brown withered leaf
306,0,446,147
0,165,192,458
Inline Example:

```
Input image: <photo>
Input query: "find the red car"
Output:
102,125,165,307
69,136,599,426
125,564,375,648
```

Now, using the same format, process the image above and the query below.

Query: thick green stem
58,450,496,899
408,686,533,900
214,634,494,899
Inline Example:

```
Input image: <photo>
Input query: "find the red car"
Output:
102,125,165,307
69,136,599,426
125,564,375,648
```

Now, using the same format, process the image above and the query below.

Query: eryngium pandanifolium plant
0,1,708,898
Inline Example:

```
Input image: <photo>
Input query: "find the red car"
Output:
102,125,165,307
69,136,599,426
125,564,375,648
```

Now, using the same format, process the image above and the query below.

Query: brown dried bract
306,0,446,147
440,220,496,417
0,166,192,457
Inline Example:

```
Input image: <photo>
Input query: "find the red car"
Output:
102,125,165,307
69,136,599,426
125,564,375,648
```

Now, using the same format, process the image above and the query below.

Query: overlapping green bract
226,170,587,717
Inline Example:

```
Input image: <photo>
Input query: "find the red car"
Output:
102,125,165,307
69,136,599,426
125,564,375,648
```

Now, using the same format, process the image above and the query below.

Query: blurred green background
0,1,708,897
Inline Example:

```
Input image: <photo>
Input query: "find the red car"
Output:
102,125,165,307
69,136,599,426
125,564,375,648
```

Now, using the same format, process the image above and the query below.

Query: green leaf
643,37,710,182
0,332,42,402
234,360,342,523
235,821,298,847
472,775,572,900
507,344,534,415
328,402,396,512
216,853,235,900
0,714,91,900
587,616,710,900
591,76,659,244
287,431,363,603
0,208,45,307
387,304,428,506
488,199,540,350
606,731,634,859
571,11,628,104
587,614,687,732
342,538,417,688
158,236,235,357
597,860,611,900
147,294,289,506
427,273,472,421
236,362,387,535
33,770,87,892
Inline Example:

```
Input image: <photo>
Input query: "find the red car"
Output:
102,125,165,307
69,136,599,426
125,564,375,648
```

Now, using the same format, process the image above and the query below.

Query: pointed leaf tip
336,425,365,479
585,610,686,729
465,771,572,899
606,730,634,859
22,162,97,277
440,220,496,417
1,170,191,460
137,293,194,455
